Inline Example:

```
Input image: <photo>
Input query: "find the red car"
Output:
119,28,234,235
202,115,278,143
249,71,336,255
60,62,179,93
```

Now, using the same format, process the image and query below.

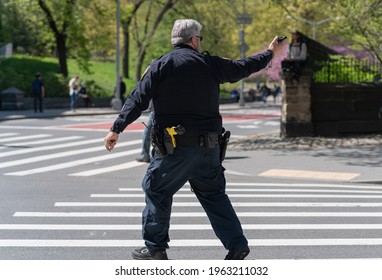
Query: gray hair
171,19,202,46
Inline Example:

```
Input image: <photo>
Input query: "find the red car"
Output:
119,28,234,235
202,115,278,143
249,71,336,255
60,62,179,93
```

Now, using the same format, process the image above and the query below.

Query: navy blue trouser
141,144,248,252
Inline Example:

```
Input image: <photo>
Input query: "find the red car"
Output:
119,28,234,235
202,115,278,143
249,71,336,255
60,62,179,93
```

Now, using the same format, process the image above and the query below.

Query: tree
37,0,73,77
131,0,180,81
120,0,146,79
37,0,94,77
325,0,382,64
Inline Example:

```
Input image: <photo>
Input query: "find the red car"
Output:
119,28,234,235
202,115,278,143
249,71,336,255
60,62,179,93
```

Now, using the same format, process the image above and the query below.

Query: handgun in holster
219,129,230,162
150,125,168,159
163,125,185,154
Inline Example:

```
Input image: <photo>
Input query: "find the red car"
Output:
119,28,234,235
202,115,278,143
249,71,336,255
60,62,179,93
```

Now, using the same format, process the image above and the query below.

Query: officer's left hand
104,132,119,152
267,36,286,57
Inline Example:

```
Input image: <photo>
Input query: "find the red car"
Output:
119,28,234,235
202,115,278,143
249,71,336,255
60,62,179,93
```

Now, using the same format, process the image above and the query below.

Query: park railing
313,55,382,83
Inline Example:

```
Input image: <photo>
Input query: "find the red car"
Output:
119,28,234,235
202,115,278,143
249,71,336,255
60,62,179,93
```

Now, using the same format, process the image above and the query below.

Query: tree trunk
122,24,129,79
135,48,146,81
38,0,72,78
56,34,68,78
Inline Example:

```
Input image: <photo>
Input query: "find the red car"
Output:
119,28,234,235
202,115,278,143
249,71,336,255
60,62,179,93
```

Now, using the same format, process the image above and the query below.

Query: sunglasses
194,36,203,41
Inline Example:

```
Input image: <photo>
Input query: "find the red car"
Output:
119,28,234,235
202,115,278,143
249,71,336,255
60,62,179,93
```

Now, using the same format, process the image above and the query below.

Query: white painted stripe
225,183,382,190
0,133,19,138
4,136,83,146
0,138,103,158
91,193,382,198
237,125,259,129
118,188,382,194
5,148,142,176
1,238,382,247
2,224,382,230
263,121,280,126
119,183,382,191
0,134,51,143
69,161,146,176
14,211,382,218
54,202,382,207
0,140,141,169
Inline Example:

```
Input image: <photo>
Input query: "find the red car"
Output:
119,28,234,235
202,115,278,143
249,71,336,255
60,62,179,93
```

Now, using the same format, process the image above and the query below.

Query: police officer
104,19,285,260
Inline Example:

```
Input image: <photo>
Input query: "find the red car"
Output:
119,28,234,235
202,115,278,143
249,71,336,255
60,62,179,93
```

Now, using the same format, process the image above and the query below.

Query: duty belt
175,132,221,148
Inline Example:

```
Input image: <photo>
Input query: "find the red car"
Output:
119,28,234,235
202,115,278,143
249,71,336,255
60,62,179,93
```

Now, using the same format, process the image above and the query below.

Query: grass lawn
0,55,136,98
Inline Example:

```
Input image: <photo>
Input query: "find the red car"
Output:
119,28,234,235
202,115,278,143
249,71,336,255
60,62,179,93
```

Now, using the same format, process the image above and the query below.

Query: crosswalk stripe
0,134,51,143
1,224,382,230
0,133,19,138
4,148,142,176
90,193,382,198
119,183,382,191
1,238,382,247
117,188,382,194
53,202,382,207
227,183,382,190
3,136,83,146
69,161,146,176
0,138,103,158
13,211,382,218
0,140,141,169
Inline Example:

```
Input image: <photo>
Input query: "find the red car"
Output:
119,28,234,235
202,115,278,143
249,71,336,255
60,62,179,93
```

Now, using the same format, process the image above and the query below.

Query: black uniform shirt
111,44,273,135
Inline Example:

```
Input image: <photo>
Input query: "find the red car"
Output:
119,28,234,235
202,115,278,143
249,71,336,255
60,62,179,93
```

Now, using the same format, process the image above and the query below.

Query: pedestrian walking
32,72,45,113
104,19,285,260
68,74,79,111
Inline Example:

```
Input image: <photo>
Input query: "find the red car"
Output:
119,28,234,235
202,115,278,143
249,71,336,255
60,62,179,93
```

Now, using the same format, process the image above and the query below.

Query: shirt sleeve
211,50,273,84
110,64,158,134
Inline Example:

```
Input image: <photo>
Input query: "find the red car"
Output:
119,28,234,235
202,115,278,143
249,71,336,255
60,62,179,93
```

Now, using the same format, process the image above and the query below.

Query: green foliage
0,55,136,98
314,55,377,83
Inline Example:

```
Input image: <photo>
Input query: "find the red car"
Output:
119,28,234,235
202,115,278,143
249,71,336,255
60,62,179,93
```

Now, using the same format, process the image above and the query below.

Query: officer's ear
190,36,198,50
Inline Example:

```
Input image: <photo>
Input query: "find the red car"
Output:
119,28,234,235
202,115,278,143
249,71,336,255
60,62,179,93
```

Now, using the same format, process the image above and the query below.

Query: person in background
260,83,270,103
68,74,79,111
114,76,126,104
32,72,45,113
104,18,285,260
273,84,281,103
78,82,93,108
281,30,307,81
136,100,153,163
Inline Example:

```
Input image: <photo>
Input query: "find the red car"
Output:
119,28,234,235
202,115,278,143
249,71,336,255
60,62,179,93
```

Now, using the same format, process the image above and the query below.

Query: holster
219,130,230,162
150,126,167,159
203,131,220,149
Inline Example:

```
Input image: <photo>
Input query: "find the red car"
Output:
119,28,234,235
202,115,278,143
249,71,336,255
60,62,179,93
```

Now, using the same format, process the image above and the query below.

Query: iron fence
314,57,382,83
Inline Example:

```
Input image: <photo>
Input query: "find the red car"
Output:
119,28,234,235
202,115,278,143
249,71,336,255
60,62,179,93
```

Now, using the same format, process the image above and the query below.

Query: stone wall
281,73,382,137
280,69,314,137
311,83,382,136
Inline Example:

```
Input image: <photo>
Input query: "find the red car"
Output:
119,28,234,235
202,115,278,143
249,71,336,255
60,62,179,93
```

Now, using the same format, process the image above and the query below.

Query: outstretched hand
104,131,119,152
268,36,286,57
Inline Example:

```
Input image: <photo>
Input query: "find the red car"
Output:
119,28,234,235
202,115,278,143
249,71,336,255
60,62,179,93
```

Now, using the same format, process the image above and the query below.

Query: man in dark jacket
104,19,285,260
32,72,45,113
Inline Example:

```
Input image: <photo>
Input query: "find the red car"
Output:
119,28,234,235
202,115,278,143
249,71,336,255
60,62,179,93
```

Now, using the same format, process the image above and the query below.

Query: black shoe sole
237,249,250,260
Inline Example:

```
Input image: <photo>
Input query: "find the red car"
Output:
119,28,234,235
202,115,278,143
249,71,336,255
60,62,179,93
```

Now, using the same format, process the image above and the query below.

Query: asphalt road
1,109,382,260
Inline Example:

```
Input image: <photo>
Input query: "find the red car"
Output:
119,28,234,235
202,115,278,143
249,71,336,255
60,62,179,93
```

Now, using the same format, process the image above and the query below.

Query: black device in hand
277,36,287,43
